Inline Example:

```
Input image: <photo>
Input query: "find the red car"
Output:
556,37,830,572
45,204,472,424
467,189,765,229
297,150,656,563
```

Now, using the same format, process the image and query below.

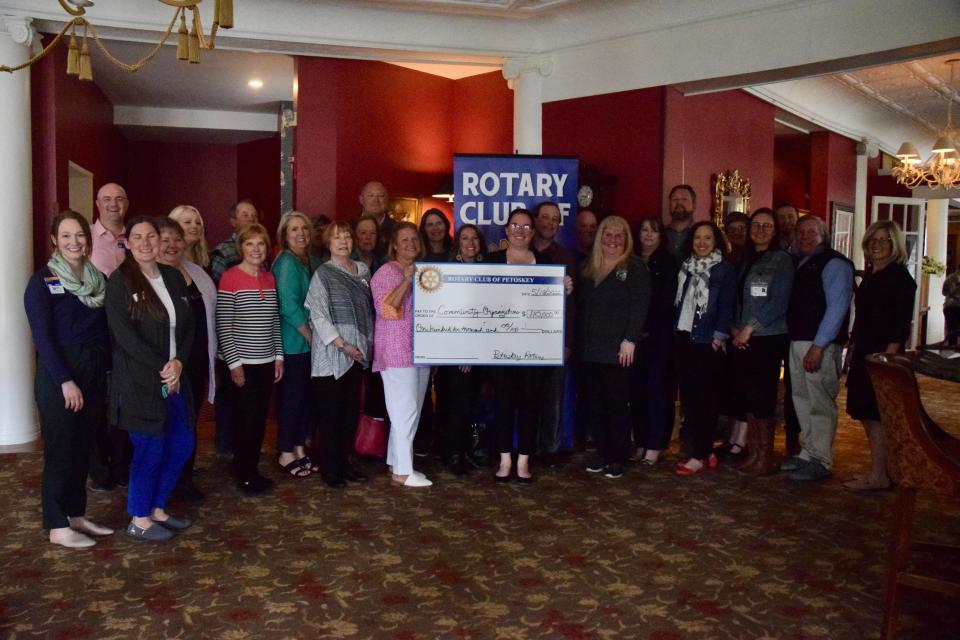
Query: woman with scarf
673,221,736,476
25,211,114,548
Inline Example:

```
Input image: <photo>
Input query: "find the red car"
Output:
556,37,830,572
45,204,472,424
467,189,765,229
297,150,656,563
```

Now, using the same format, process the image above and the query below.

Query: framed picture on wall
831,202,854,259
388,196,423,226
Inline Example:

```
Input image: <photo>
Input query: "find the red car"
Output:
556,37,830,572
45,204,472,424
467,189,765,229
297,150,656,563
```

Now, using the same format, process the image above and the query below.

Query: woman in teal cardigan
272,212,321,477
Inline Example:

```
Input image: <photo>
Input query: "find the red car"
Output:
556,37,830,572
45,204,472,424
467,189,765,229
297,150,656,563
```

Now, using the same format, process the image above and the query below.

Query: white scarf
675,249,722,318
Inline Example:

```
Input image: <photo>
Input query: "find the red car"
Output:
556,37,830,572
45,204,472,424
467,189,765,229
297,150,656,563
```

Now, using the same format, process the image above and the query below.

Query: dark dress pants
675,334,724,460
313,363,364,479
229,363,275,482
38,344,107,530
584,362,632,465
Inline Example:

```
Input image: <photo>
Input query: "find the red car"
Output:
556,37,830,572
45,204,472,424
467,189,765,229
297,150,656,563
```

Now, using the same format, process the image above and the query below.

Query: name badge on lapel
44,276,65,295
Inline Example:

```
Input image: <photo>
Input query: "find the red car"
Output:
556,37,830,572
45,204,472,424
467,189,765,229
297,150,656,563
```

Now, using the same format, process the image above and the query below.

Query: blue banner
453,154,579,251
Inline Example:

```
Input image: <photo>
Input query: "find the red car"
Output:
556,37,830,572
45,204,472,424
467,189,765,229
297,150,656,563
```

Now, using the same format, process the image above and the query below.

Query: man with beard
664,184,696,259
776,204,800,253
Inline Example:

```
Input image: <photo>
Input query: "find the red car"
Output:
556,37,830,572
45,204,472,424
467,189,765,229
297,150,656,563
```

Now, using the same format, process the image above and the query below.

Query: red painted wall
294,60,512,228
773,133,811,211
122,141,239,242
810,131,857,224
31,38,124,268
295,58,455,221
542,87,664,223
451,71,513,155
237,135,282,241
662,89,775,223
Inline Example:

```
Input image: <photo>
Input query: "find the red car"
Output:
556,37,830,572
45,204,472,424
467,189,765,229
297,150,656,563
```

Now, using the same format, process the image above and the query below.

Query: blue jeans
127,393,194,517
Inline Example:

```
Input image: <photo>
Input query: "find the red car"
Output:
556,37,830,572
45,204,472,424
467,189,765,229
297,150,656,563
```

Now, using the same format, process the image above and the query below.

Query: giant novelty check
413,263,565,366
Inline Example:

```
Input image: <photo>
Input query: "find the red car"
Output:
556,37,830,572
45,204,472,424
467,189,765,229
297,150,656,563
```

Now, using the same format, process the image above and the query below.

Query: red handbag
353,376,387,457
354,414,387,457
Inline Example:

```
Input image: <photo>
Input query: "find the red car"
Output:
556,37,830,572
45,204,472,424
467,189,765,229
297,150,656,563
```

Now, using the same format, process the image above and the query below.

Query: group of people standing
26,179,917,548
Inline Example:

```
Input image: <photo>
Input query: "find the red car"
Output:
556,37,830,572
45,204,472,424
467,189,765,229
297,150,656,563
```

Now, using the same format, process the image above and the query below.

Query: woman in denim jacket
727,209,794,476
673,221,736,476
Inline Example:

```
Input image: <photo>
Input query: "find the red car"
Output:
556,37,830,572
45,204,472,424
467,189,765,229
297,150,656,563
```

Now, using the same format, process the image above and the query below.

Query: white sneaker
402,473,433,487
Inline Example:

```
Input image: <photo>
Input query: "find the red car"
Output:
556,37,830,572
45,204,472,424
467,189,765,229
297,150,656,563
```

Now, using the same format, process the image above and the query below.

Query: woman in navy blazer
673,221,736,476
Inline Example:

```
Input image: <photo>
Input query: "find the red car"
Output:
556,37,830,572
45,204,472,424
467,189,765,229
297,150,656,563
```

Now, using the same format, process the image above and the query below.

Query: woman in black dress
844,220,916,491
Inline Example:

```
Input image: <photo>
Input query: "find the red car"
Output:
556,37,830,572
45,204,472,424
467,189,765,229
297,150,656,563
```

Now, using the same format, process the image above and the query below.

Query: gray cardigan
105,263,195,435
575,257,651,364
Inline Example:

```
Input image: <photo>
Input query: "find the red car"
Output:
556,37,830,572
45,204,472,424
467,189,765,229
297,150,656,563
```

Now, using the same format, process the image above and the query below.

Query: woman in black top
577,216,650,479
157,217,216,502
844,220,916,491
631,217,679,466
420,208,453,262
24,211,113,548
106,216,196,541
488,209,573,483
435,224,489,475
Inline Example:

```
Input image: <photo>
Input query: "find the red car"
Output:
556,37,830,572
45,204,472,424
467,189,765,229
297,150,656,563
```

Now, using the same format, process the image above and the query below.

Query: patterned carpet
1,376,958,640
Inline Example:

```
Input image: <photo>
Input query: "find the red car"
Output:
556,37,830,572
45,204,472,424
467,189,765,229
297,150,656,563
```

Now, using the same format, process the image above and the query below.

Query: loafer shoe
238,475,274,495
126,522,173,541
585,460,605,473
780,455,811,472
342,468,368,483
785,460,832,482
155,514,193,531
68,517,114,537
50,529,96,548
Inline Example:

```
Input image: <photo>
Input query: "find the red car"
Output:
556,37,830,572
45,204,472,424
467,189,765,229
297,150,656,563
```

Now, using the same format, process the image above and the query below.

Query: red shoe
707,453,719,469
676,460,705,476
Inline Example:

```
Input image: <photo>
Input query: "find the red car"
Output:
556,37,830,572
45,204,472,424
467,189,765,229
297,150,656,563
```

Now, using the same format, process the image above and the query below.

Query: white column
852,139,878,270
0,16,38,446
925,198,949,344
502,57,552,155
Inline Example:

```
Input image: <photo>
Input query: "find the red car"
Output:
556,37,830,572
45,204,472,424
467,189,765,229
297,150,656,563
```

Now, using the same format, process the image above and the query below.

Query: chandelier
0,0,233,81
893,58,959,190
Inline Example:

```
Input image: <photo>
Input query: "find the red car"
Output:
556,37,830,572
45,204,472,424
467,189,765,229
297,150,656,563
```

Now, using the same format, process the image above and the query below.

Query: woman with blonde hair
169,205,210,269
577,216,650,479
272,211,321,477
843,220,915,491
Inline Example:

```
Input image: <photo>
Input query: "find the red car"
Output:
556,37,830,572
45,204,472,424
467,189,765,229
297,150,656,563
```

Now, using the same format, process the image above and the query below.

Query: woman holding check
488,208,573,484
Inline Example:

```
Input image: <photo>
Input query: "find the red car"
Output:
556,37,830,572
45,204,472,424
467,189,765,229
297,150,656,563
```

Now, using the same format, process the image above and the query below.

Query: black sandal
280,458,311,478
296,456,320,473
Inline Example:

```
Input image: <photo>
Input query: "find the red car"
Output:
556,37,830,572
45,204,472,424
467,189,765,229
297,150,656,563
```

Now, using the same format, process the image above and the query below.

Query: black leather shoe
341,468,368,484
238,475,273,495
173,483,206,503
446,455,467,477
323,475,346,489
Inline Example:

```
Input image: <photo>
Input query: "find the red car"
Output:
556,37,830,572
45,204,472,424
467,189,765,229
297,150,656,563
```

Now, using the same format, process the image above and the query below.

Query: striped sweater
216,266,284,369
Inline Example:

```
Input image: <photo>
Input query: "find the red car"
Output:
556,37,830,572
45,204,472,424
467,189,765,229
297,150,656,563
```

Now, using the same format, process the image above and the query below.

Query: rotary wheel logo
417,267,442,292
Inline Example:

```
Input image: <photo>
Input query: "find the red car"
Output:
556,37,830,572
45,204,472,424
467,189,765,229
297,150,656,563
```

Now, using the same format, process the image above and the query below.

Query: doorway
67,161,94,222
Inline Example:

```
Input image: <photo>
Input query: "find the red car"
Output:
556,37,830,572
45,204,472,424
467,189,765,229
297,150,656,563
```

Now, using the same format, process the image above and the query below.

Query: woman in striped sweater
216,223,285,495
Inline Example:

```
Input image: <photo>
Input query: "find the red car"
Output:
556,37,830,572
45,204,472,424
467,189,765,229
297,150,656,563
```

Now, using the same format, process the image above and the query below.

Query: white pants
382,367,430,476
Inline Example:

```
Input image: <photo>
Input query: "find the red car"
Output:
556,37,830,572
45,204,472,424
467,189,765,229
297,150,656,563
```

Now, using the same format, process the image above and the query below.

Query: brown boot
740,419,779,476
733,416,759,470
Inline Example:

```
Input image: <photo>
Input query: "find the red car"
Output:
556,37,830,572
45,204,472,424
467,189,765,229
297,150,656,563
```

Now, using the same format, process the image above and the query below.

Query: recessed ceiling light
248,79,264,89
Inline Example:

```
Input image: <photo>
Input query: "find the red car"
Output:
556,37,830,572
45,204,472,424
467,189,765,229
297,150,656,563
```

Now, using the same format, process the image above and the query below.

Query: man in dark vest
783,216,853,481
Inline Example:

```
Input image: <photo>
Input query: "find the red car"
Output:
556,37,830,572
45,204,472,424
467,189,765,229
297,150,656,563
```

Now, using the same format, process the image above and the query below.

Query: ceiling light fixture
893,59,960,190
0,0,234,81
248,79,263,89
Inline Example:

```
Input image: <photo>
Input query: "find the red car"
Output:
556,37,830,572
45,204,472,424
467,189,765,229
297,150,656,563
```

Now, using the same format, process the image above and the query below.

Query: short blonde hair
276,210,313,252
235,223,271,257
862,220,908,265
168,205,209,267
582,215,633,281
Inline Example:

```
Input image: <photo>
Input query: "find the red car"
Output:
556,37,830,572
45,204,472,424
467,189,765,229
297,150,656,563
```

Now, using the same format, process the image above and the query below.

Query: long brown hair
117,215,165,321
